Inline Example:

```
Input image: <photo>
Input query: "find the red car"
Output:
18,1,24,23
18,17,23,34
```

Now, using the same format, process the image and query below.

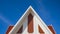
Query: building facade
6,6,55,34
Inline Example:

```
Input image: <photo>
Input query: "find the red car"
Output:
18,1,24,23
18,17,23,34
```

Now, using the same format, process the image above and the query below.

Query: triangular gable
9,6,53,34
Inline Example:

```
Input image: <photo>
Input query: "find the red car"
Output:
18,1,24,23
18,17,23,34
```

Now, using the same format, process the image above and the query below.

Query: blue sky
0,0,60,34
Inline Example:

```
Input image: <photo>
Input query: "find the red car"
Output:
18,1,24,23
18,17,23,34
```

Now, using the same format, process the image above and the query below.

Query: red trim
28,13,34,33
38,25,44,34
17,25,23,33
6,26,13,34
48,26,56,34
6,25,56,34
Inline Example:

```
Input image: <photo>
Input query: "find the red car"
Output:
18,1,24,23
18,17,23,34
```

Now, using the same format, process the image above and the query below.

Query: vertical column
28,13,34,33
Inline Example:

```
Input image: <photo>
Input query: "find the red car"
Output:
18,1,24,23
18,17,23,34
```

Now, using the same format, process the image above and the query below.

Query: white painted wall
34,15,52,34
22,16,28,34
21,14,52,34
19,14,52,34
9,6,53,34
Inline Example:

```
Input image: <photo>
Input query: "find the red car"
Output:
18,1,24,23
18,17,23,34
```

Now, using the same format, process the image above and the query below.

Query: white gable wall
33,15,39,34
34,15,51,34
22,15,28,34
9,6,53,34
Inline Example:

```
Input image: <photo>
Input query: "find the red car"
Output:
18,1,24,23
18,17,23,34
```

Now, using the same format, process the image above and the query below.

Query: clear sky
0,0,60,34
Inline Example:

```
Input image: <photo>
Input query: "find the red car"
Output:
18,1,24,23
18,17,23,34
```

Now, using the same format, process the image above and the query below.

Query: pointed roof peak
28,5,33,8
27,5,34,11
23,5,36,16
8,5,55,34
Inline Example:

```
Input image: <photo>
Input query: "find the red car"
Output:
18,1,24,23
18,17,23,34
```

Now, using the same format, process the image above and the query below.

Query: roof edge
9,5,53,34
8,5,34,34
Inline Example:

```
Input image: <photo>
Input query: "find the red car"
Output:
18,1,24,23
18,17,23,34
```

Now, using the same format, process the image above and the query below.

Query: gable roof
8,6,55,34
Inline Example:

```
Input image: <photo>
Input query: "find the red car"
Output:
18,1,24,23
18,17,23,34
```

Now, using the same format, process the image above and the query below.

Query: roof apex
28,5,33,8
